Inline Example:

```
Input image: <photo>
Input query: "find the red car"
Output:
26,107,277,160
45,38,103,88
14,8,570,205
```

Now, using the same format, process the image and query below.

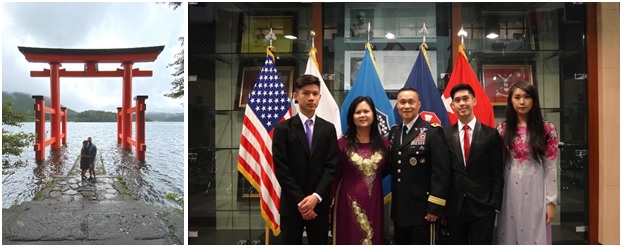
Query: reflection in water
2,122,183,209
6,146,72,205
33,147,70,181
110,146,179,208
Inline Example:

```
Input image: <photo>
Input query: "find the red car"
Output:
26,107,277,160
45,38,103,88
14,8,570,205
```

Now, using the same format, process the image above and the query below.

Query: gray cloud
2,2,184,113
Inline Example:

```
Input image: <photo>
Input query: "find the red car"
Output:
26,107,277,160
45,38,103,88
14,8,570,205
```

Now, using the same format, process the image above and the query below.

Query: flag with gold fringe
339,43,395,203
237,47,291,236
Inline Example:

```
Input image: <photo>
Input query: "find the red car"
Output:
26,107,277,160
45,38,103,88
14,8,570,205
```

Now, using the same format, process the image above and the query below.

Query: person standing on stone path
80,140,91,181
87,137,98,181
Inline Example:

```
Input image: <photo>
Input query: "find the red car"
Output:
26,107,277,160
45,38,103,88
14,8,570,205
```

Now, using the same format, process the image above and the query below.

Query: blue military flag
393,45,450,128
340,43,395,202
340,44,395,135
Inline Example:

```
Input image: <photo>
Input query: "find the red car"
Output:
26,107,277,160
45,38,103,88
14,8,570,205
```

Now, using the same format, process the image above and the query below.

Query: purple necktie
305,119,313,148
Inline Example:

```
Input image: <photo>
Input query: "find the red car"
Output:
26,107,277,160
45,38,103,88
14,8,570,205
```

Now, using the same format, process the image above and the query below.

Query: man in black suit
273,74,338,245
387,87,450,244
444,83,503,244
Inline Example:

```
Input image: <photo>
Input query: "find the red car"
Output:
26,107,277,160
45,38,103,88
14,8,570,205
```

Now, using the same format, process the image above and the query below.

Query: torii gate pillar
50,62,62,149
122,62,133,150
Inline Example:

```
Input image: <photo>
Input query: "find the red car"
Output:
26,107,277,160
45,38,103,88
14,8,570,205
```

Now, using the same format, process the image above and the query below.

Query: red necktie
463,125,470,164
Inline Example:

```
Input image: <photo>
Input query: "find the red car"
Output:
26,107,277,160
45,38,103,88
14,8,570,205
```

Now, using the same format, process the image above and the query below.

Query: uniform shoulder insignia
430,123,441,128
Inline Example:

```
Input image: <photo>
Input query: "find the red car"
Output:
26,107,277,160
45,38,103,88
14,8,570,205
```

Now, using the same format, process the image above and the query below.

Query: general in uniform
387,87,450,245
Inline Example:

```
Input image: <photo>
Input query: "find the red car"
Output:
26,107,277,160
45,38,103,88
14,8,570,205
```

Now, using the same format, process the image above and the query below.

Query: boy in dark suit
387,87,450,244
444,83,503,244
273,74,338,245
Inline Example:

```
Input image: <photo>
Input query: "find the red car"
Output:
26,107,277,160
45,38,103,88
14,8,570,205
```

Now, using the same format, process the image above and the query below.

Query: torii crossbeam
18,46,165,161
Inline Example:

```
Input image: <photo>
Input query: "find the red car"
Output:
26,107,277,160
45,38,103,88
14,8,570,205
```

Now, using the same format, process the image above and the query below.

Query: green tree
157,2,181,10
74,110,117,122
162,2,184,99
165,36,184,99
167,2,181,10
2,97,35,181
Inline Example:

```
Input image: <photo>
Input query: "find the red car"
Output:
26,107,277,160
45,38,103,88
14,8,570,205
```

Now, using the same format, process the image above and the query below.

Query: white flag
292,48,342,138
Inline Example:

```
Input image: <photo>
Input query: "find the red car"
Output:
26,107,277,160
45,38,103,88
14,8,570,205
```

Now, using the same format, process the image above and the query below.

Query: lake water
2,122,184,209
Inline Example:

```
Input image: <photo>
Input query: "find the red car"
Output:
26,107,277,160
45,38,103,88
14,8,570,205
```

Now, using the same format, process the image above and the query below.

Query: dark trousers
446,203,496,245
281,210,329,245
394,224,433,245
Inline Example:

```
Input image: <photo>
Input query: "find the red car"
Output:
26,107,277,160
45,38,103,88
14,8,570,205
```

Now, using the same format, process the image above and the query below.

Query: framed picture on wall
482,64,533,106
344,3,436,43
344,5,378,40
343,50,435,91
240,16,294,53
238,66,295,108
238,174,260,199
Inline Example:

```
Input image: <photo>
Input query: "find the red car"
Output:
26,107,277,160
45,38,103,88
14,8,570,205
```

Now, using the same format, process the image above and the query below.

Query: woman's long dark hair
344,96,386,156
503,81,547,164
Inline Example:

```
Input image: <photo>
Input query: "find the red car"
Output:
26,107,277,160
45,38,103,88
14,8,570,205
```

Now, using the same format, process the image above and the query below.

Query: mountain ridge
2,91,183,122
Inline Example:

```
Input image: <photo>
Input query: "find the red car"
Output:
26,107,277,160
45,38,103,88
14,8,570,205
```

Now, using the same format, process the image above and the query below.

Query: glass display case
189,2,591,244
188,3,314,244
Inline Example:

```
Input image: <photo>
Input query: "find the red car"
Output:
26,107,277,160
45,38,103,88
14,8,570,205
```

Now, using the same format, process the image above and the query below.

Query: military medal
409,157,417,166
420,158,425,164
412,132,427,145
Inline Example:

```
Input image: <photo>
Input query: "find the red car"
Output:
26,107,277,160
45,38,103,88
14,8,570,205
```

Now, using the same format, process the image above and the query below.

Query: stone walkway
3,152,183,244
35,153,133,202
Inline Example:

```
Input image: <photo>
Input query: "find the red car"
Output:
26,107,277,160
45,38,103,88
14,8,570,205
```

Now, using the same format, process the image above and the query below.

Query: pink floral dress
496,121,559,245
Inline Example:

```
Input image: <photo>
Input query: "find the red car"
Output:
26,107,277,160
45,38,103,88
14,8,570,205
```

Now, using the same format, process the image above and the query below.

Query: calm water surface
2,122,183,209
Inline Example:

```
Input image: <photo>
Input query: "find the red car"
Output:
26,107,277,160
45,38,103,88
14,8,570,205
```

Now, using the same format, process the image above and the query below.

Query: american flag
237,53,291,236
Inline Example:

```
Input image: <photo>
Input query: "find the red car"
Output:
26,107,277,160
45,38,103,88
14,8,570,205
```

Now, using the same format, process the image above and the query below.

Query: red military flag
237,48,291,236
441,44,495,127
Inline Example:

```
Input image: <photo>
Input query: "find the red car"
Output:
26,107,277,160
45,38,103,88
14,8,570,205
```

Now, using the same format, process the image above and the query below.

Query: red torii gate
18,46,164,161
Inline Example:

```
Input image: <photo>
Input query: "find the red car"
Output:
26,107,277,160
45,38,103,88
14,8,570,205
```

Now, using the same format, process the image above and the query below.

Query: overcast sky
1,2,184,113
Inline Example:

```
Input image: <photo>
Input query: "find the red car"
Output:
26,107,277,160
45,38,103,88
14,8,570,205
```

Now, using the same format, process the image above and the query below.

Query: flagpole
266,27,277,52
457,25,467,45
457,25,468,58
419,23,431,68
264,28,278,245
310,28,335,242
420,22,429,45
366,22,371,46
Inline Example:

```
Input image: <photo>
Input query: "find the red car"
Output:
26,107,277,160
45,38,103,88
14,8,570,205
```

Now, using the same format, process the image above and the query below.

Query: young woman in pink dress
496,81,559,244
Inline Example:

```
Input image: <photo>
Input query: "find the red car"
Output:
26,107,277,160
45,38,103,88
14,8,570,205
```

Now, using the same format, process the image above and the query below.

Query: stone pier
2,153,183,244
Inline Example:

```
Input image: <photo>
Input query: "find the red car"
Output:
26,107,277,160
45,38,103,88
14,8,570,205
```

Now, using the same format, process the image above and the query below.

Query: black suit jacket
444,121,504,218
387,118,450,227
272,114,338,217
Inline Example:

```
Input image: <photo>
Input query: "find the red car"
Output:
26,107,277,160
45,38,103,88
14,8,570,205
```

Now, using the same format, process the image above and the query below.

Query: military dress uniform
387,117,450,244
